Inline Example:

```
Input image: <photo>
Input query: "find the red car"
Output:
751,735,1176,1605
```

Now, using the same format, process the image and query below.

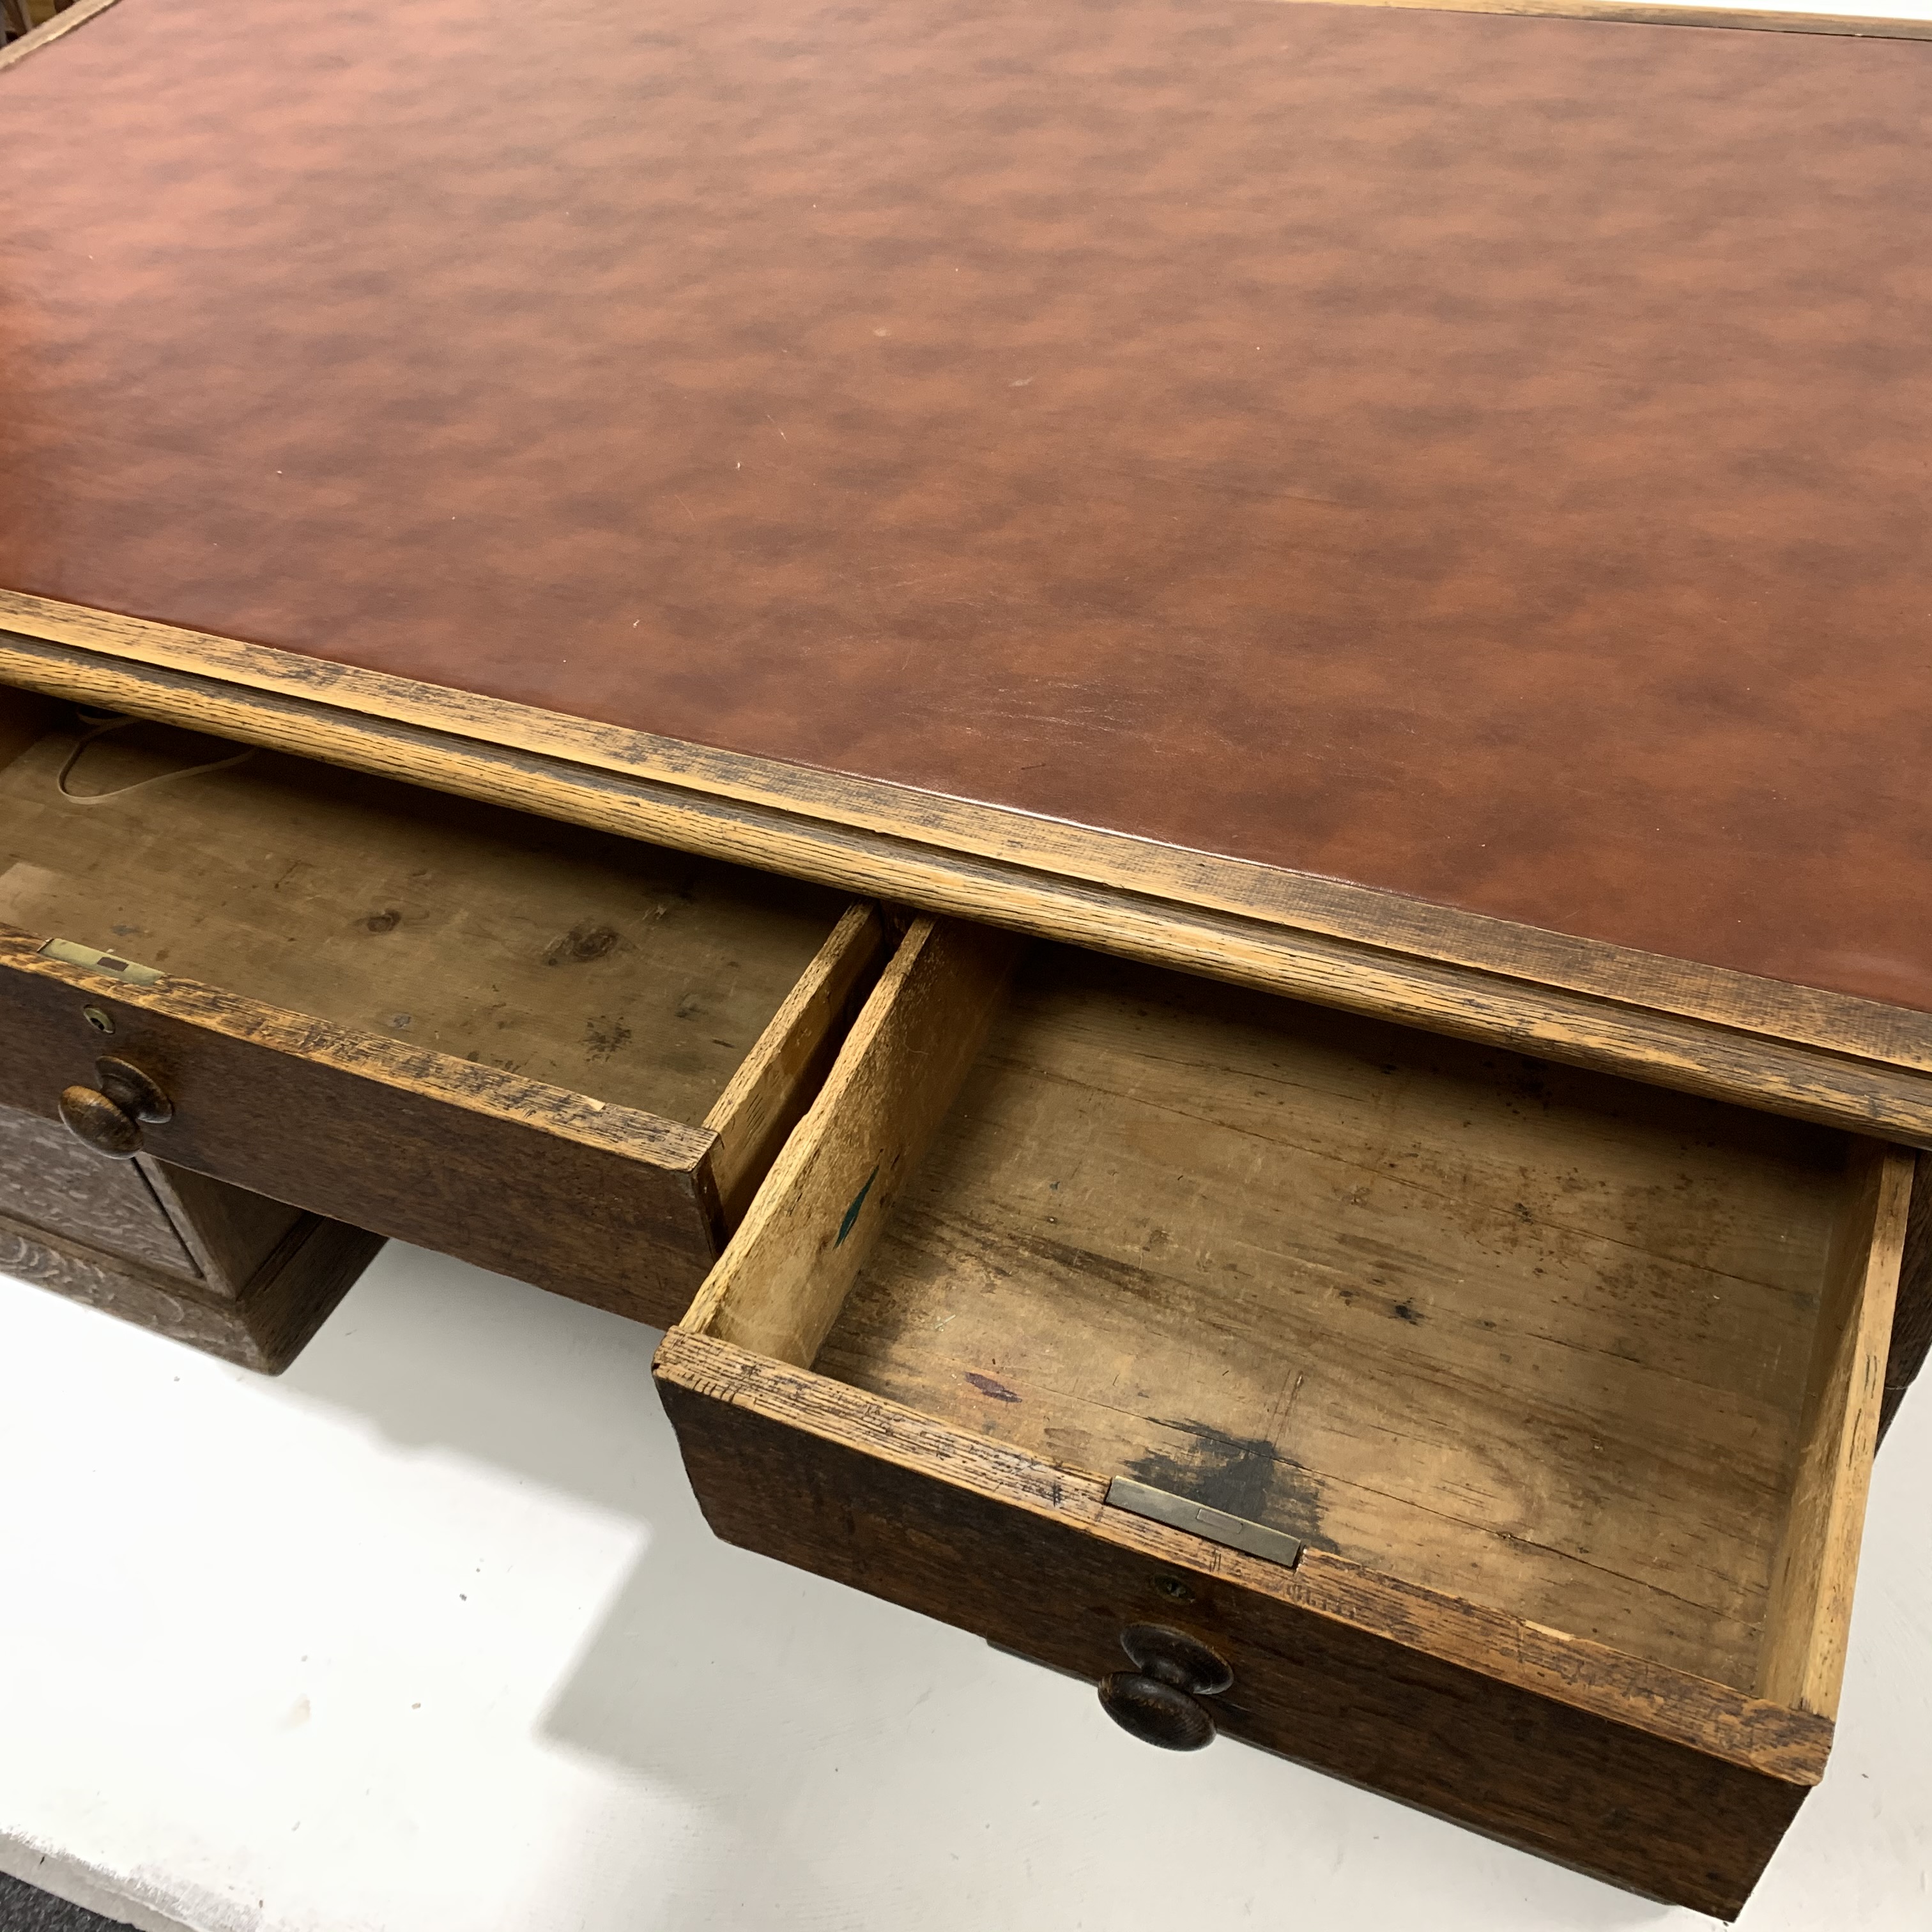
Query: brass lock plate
1104,1476,1305,1570
38,937,164,987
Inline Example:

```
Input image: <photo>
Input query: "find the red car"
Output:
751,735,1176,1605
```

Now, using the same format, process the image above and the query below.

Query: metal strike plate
1104,1476,1305,1570
38,938,163,987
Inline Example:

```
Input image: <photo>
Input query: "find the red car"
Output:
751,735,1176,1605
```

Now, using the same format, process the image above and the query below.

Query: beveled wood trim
5,613,1932,1144
0,0,125,73
655,1328,1836,1783
1296,0,1932,43
6,595,1928,1073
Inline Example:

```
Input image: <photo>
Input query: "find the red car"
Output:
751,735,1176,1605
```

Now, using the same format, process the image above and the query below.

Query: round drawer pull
57,1056,174,1160
1098,1623,1234,1751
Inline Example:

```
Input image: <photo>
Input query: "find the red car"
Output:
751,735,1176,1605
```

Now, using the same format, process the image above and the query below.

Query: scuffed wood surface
0,716,845,1126
817,948,1848,1689
703,903,887,1231
689,917,1022,1365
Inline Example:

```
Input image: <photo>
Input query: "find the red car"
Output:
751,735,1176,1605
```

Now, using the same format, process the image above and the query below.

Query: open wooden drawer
656,918,1916,1918
0,687,886,1331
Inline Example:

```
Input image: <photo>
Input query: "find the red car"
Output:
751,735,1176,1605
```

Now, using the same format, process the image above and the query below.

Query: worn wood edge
677,924,947,1343
0,0,122,73
1880,1151,1932,1440
5,631,1932,1147
1758,1142,1913,1717
1282,0,1932,43
0,926,717,1171
653,1328,1834,1782
702,901,887,1225
3,607,1929,1078
685,916,1023,1363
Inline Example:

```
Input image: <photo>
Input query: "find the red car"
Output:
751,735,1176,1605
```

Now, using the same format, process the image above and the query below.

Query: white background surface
1,1238,1927,1932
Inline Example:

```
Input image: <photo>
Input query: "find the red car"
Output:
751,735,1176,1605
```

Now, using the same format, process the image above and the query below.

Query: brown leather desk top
3,0,1929,1018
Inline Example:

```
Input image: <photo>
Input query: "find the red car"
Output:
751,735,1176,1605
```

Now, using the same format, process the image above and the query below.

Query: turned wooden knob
1098,1623,1234,1751
57,1056,173,1160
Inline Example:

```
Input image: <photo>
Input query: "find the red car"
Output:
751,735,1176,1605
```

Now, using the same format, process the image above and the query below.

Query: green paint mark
836,1166,879,1246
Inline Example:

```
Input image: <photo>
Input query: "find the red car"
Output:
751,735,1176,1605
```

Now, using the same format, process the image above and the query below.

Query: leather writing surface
2,0,1929,1006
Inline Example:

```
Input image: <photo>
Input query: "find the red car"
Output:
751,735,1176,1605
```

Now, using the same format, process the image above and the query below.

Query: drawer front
0,930,719,1326
0,1093,331,1299
656,1333,1814,1920
0,1094,201,1278
659,915,1915,1918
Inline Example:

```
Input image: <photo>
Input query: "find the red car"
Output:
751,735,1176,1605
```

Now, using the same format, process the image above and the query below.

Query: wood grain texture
0,711,848,1126
0,698,881,1326
6,0,1932,1024
0,929,723,1326
6,634,1932,1148
1881,1150,1932,1441
142,1158,314,1301
656,1331,1823,1917
687,917,1023,1365
0,1098,198,1276
0,1204,381,1372
661,927,1905,1910
0,1094,321,1300
813,946,1855,1689
1758,1142,1913,1717
703,903,887,1229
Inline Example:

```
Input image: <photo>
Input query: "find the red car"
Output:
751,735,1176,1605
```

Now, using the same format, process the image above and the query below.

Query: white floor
0,1241,1926,1932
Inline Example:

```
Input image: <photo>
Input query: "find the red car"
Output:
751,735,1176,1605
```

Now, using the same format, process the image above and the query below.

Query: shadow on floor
266,1241,1667,1932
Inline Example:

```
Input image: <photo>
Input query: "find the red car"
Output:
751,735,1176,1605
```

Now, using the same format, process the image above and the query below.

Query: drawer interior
701,928,1908,1712
0,702,850,1128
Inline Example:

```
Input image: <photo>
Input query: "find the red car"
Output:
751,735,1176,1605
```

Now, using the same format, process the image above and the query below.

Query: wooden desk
4,0,1932,1135
3,0,1929,1915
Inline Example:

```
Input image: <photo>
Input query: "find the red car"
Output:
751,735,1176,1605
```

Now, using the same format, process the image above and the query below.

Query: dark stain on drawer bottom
1128,1418,1338,1554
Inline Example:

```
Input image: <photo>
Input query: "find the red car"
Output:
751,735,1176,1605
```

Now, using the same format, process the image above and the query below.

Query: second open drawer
0,688,885,1331
656,917,1915,1918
